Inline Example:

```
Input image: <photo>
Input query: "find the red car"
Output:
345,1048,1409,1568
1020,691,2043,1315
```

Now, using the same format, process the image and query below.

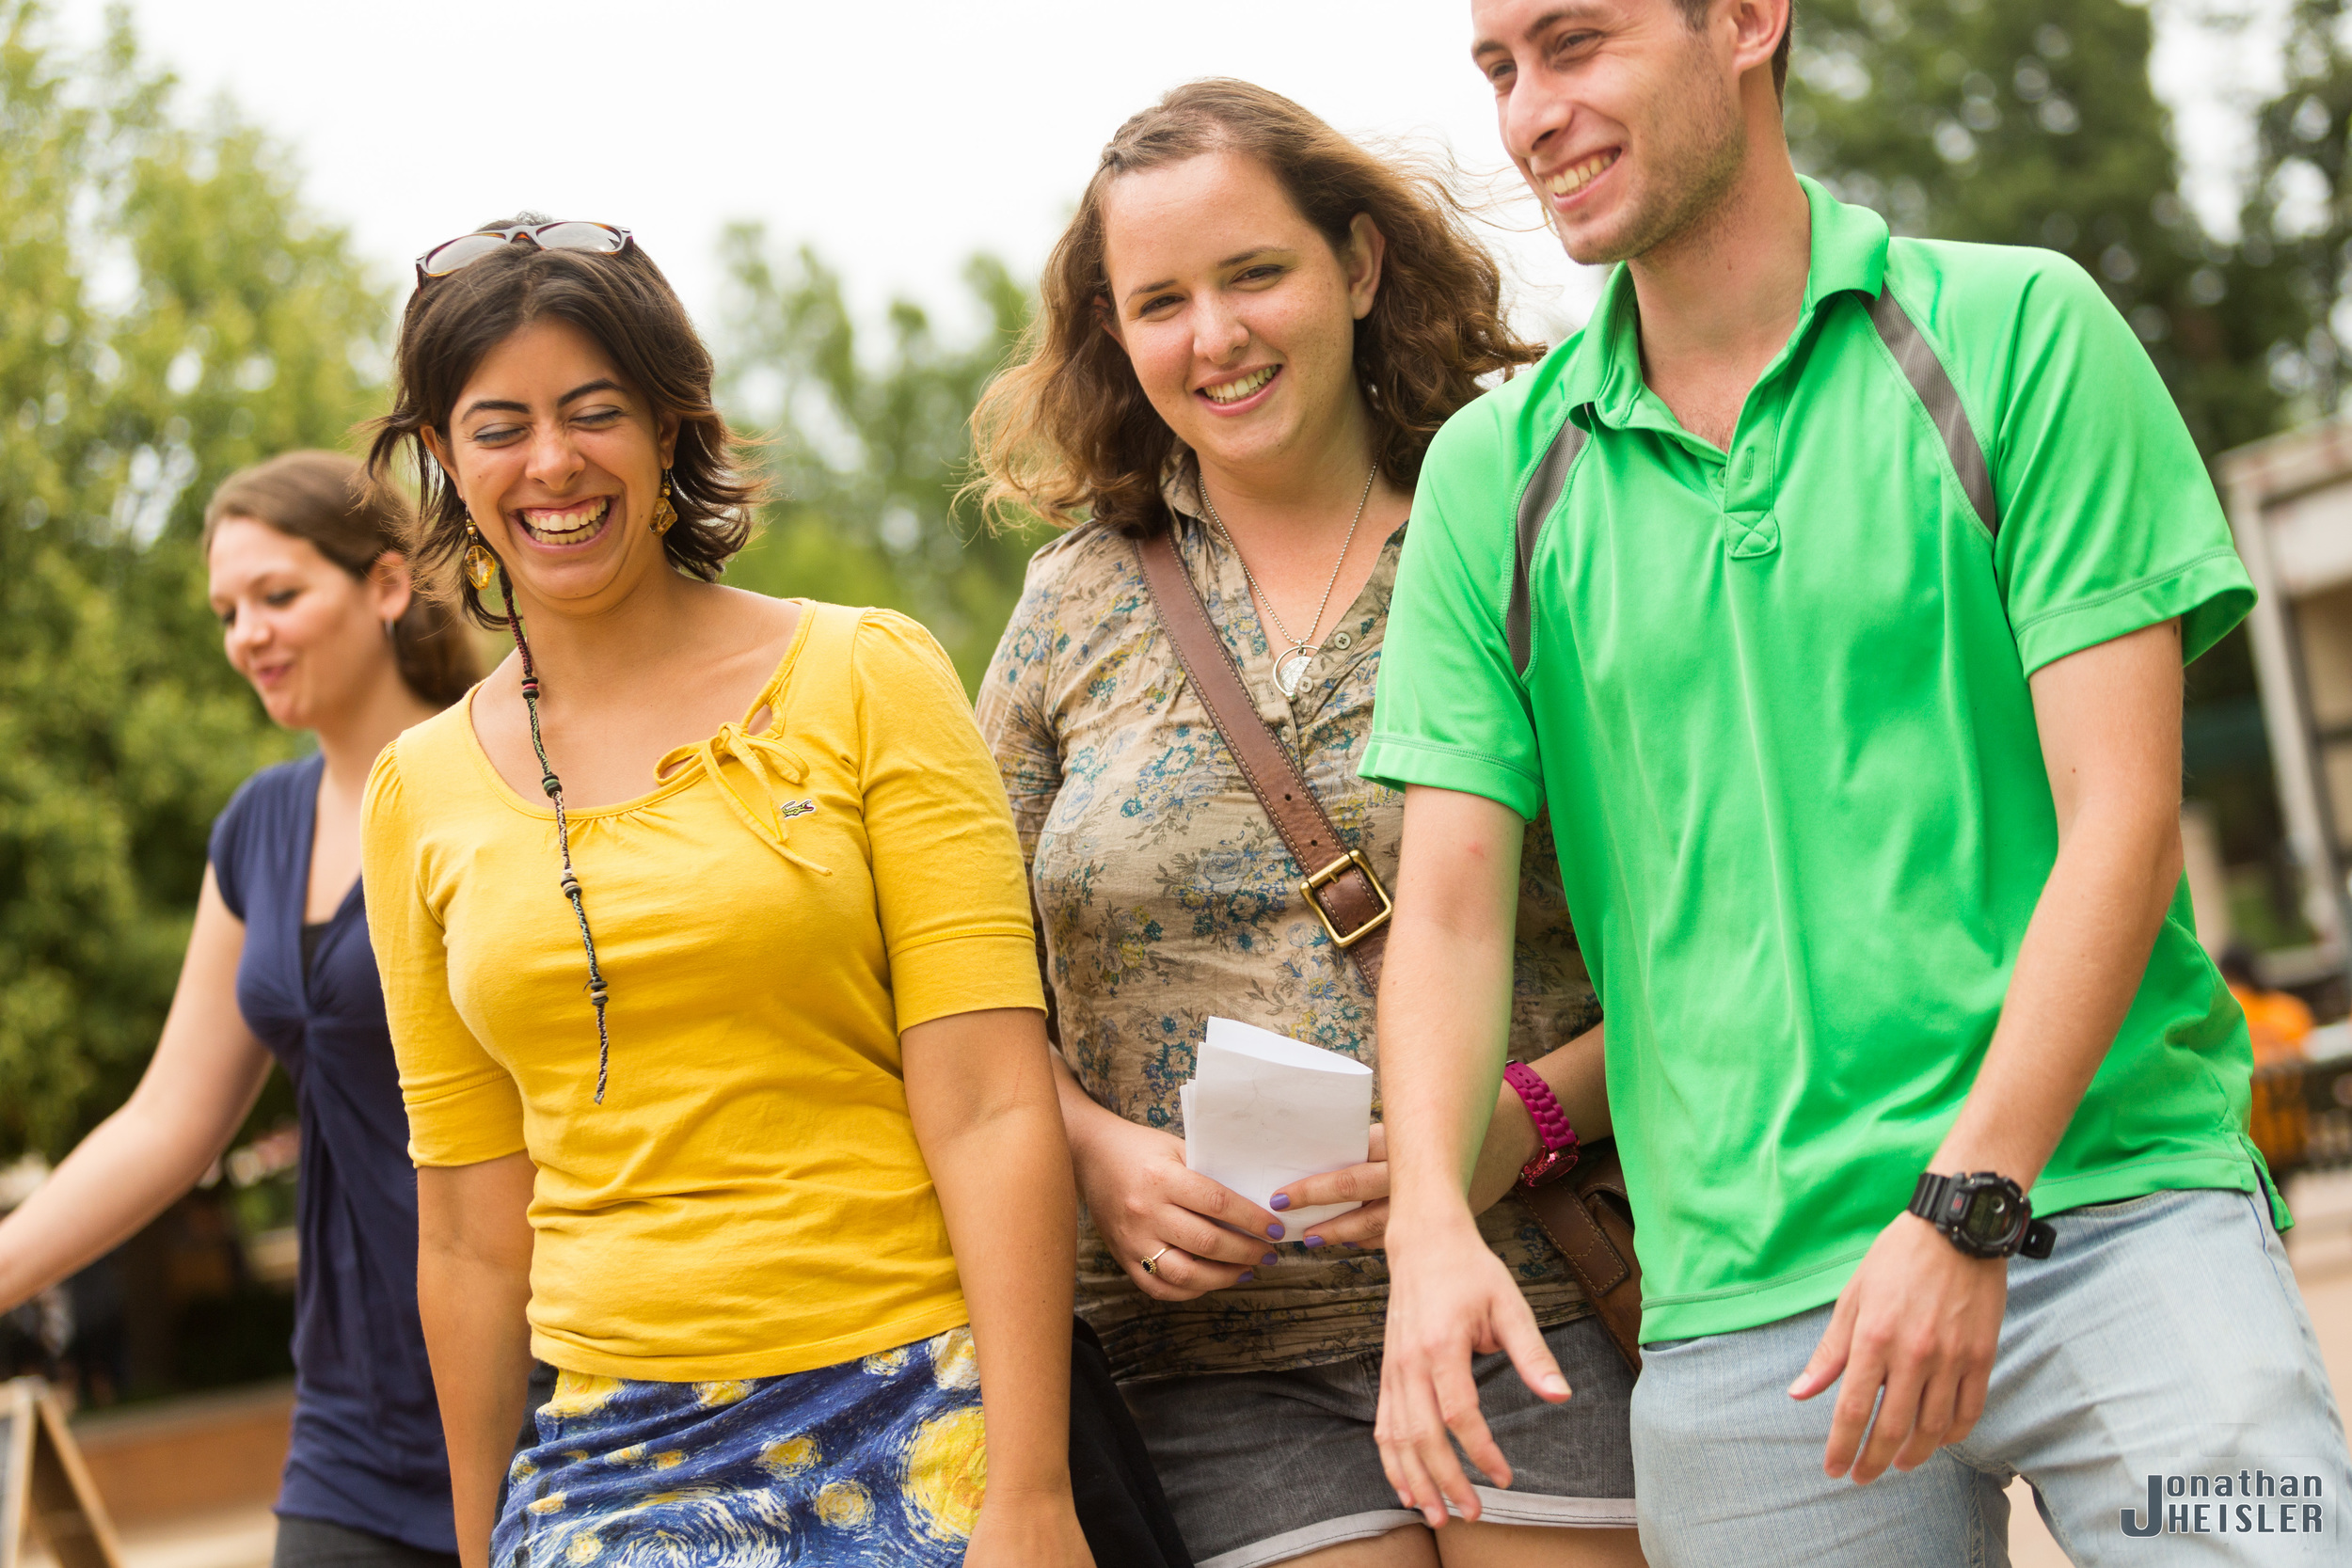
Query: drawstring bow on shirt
654,723,834,877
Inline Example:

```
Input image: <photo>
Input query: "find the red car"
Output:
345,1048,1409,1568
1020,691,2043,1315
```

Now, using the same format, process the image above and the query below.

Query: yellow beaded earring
650,471,677,536
463,517,498,591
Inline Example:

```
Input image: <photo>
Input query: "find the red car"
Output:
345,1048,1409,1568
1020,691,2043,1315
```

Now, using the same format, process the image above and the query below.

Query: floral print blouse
977,466,1598,1383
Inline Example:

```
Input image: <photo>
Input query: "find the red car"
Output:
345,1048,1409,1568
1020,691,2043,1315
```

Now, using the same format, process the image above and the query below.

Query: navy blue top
209,754,454,1551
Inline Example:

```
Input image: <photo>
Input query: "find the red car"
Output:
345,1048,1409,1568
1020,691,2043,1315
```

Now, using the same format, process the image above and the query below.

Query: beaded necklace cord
494,567,614,1103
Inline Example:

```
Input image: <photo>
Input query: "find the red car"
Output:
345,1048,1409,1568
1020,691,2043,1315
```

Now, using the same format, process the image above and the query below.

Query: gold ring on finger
1141,1244,1172,1275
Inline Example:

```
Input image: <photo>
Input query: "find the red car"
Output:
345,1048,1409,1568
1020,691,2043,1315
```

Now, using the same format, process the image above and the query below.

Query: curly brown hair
969,79,1545,536
364,215,763,628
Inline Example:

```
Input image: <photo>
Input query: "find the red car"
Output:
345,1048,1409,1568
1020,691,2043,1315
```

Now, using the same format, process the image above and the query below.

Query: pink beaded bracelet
1503,1061,1581,1187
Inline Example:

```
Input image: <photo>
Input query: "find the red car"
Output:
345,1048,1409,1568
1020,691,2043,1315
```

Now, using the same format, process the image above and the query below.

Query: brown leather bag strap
1133,530,1392,991
1139,527,1640,1374
1516,1141,1644,1374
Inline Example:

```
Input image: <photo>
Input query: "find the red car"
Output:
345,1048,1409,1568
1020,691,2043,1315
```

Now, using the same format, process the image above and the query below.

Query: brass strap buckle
1299,849,1393,950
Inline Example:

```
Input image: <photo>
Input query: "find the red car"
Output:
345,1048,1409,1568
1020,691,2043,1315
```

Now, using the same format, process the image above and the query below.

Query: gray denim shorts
1123,1313,1637,1568
1631,1186,2351,1566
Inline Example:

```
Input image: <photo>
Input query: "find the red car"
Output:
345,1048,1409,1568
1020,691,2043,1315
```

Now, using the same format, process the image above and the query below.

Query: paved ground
108,1507,278,1568
91,1173,2352,1568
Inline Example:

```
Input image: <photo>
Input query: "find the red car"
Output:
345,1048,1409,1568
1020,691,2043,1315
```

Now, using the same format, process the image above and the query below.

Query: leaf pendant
1276,651,1312,697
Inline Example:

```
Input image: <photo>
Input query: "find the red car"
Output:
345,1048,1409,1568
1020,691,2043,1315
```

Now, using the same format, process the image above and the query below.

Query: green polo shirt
1364,177,2268,1344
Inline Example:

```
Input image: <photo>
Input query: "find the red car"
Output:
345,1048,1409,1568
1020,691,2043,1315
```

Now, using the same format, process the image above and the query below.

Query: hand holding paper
1182,1018,1375,1234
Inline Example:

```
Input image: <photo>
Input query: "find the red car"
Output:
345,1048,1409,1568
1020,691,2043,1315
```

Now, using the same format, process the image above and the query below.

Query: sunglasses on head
414,220,633,284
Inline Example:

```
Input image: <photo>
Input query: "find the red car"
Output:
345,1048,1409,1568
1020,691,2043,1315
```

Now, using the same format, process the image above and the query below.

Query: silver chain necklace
1200,464,1379,698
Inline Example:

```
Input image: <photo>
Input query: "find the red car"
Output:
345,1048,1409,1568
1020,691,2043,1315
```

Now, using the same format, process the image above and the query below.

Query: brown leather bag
1132,529,1643,1374
1517,1147,1643,1373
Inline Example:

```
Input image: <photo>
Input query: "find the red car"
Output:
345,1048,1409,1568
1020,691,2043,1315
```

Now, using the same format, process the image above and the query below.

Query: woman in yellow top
358,216,1094,1568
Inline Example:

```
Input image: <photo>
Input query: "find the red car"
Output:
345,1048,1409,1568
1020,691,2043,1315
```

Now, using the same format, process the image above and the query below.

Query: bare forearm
1936,813,2181,1186
418,1244,532,1562
907,1010,1078,1499
928,1099,1078,1497
1382,788,1529,1232
1048,1047,1130,1168
1,874,271,1308
1383,909,1519,1227
1938,620,2191,1189
417,1156,535,1567
0,1077,264,1307
1466,1022,1609,1214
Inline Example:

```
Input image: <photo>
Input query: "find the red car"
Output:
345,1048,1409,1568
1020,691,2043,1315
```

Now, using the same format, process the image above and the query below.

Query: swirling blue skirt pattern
494,1324,987,1566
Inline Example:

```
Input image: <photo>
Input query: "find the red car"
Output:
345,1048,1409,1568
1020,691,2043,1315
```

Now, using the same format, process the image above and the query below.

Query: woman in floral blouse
971,81,1646,1568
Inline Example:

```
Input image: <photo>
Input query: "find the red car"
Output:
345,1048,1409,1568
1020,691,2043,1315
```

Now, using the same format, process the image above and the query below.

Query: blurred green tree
1786,0,2295,456
716,232,1048,689
1784,0,2301,894
1,0,387,1157
2246,0,2352,413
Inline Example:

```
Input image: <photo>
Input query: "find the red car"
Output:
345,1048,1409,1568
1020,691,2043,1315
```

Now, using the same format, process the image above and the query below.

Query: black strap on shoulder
1506,417,1591,676
1867,288,1999,539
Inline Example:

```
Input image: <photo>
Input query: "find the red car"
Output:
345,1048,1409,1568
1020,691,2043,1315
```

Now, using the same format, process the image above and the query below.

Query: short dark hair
365,216,762,628
204,450,480,706
1674,0,1793,98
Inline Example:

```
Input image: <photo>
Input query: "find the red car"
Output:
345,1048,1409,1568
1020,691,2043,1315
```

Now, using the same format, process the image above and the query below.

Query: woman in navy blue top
0,451,478,1565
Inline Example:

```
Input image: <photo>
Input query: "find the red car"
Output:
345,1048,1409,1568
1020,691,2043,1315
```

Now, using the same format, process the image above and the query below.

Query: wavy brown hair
970,79,1543,535
364,214,763,628
203,450,480,706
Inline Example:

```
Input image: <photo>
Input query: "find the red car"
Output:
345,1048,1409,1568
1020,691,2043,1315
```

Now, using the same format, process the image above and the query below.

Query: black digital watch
1908,1171,2057,1260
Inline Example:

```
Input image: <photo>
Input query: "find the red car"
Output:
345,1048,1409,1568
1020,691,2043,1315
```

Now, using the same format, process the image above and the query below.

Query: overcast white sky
46,0,2291,350
44,1,1603,347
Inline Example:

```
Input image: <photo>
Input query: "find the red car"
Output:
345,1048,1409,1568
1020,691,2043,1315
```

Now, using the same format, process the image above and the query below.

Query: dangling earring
463,516,498,591
650,471,678,536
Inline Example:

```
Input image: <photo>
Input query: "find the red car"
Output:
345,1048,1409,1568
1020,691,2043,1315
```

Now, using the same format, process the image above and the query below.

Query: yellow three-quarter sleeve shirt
360,603,1043,1381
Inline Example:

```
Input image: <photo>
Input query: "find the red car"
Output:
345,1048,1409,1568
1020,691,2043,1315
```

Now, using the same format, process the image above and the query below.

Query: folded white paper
1182,1017,1375,1234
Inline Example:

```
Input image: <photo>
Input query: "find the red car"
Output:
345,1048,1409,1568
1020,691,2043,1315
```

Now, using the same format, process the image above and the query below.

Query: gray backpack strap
1506,416,1592,675
1501,291,1993,680
1867,288,1999,539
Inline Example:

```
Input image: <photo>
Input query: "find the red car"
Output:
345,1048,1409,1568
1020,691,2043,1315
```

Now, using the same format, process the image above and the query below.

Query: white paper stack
1181,1017,1375,1233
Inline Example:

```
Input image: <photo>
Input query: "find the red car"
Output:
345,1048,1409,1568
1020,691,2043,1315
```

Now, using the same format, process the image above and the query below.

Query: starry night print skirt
494,1324,987,1566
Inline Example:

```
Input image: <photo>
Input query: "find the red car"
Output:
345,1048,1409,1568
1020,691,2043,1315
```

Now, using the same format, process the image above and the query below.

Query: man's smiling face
1471,0,1752,265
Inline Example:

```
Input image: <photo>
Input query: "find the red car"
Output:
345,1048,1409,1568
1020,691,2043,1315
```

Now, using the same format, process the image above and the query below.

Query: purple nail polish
1266,1222,1285,1240
1270,1194,1292,1212
1302,1234,1327,1249
1262,1251,1279,1266
1237,1271,1254,1283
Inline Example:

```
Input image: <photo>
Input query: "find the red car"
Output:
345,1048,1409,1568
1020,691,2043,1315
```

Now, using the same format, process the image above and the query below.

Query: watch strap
1908,1170,1961,1229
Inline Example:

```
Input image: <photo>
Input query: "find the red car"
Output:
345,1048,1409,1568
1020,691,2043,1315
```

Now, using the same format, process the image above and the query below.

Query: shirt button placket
1723,393,1784,560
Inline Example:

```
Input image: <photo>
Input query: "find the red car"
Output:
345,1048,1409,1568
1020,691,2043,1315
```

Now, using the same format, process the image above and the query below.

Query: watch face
1960,1185,2018,1245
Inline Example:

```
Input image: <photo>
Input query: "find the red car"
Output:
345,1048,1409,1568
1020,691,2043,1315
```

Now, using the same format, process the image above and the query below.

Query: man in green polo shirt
1365,1,2351,1560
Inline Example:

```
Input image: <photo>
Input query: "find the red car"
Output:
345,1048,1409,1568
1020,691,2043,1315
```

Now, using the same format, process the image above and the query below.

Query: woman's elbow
416,1155,535,1269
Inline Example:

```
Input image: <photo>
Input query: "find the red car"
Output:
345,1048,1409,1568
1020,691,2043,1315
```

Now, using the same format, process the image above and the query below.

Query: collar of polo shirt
1561,178,1892,435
